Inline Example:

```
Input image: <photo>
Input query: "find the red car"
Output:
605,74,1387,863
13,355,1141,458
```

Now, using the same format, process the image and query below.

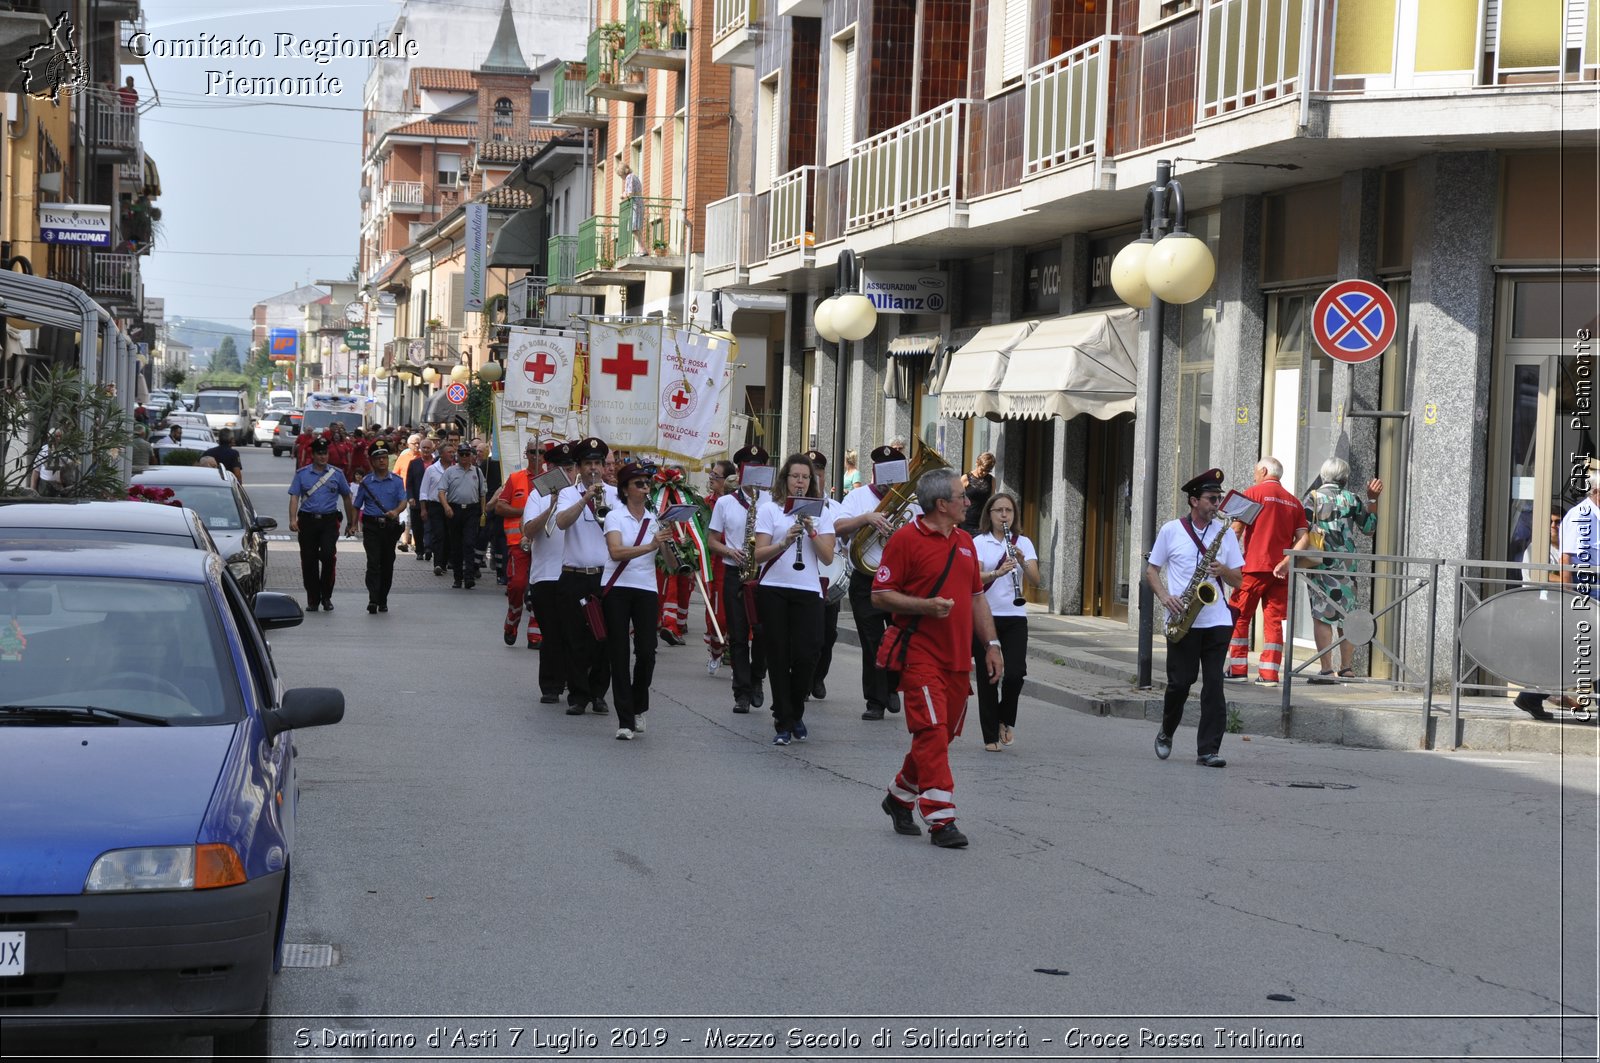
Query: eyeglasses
1201,494,1223,502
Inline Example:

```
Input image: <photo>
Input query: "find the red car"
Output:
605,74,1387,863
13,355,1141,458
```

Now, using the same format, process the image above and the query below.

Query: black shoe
887,694,901,714
367,602,378,614
435,567,445,577
660,628,685,646
881,794,920,836
504,629,516,646
811,679,826,700
733,699,750,714
750,688,764,709
861,705,885,721
1154,732,1172,760
452,580,463,588
398,542,409,553
305,599,319,612
565,703,586,716
1196,753,1227,767
591,698,609,714
929,825,969,848
1514,692,1554,721
539,694,561,704
378,603,388,613
465,579,475,589
322,599,334,611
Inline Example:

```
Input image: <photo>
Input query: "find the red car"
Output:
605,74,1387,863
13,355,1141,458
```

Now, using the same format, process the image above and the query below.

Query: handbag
1295,525,1326,569
580,517,653,641
874,538,962,676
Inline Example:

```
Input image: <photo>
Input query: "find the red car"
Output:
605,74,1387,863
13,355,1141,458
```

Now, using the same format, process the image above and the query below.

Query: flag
503,326,576,422
656,329,731,462
587,320,661,449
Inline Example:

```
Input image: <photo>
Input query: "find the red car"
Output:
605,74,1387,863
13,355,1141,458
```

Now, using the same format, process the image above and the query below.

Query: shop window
1261,182,1340,286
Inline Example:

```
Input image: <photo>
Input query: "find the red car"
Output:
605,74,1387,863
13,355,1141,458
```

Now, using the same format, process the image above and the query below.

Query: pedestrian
421,440,456,577
873,466,1001,848
130,423,152,473
353,445,406,613
201,428,244,484
348,428,372,481
971,489,1039,751
753,453,836,745
1224,456,1306,685
804,449,845,701
604,462,676,740
438,443,486,589
479,441,505,584
701,459,737,673
523,441,576,700
327,422,353,479
405,436,436,560
958,451,996,533
392,433,423,553
294,424,316,468
555,437,621,715
493,440,542,645
1516,470,1600,719
1292,458,1382,682
622,163,644,250
841,450,860,493
1149,468,1245,768
30,428,74,496
287,437,356,612
706,446,771,713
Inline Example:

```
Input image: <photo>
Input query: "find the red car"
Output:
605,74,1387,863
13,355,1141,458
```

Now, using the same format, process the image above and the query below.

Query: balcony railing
430,328,463,363
551,61,600,122
711,0,756,46
704,193,753,273
615,196,683,259
767,165,819,256
57,248,140,303
383,180,424,210
846,99,972,233
1025,36,1125,179
86,88,138,154
548,234,581,285
577,215,620,274
1198,0,1312,123
626,0,687,56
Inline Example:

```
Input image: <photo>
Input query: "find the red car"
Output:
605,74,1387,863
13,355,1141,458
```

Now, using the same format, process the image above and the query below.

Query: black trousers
558,569,610,706
721,563,766,703
296,512,340,603
361,517,401,606
426,502,452,572
528,578,567,699
445,504,481,582
758,585,824,734
972,615,1028,744
813,594,842,684
1162,624,1231,757
603,586,658,729
849,572,893,712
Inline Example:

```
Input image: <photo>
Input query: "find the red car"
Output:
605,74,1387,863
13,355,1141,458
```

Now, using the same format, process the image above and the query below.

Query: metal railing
551,62,597,120
711,0,756,45
846,99,972,233
430,328,463,362
768,165,819,255
86,87,138,153
383,180,424,210
704,193,752,273
577,215,619,273
1024,36,1124,178
1197,0,1316,122
616,196,683,259
548,234,581,285
627,0,685,52
57,248,140,302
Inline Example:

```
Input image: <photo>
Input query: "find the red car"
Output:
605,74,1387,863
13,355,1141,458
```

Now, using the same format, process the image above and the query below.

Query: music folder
1219,489,1263,525
534,468,572,496
660,503,698,523
739,464,775,489
873,459,909,486
784,497,825,520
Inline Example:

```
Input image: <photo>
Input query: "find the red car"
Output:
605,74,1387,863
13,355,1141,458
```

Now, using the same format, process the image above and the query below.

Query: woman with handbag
751,454,836,746
970,490,1040,750
1293,458,1382,682
603,462,676,740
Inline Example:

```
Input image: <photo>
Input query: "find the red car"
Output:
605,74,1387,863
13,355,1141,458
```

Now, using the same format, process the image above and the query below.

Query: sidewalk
831,603,1599,757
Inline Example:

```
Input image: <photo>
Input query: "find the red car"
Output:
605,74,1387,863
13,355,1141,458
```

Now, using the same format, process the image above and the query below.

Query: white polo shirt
973,530,1038,619
754,499,837,595
708,490,771,562
559,482,621,569
1148,516,1243,630
602,507,662,593
522,492,567,584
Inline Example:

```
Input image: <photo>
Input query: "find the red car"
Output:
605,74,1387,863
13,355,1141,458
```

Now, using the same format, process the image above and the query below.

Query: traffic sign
1312,280,1396,364
445,381,468,405
344,327,370,353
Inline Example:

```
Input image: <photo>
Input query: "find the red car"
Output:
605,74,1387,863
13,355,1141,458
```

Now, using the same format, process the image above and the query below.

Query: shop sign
38,203,110,246
860,270,949,314
1025,246,1062,315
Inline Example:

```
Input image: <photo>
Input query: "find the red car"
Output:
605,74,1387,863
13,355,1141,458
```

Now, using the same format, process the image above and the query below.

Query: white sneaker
615,728,634,741
633,715,646,733
706,657,720,676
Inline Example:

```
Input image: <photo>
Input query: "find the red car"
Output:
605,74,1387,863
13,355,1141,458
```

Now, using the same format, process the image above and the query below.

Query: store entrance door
1083,413,1134,618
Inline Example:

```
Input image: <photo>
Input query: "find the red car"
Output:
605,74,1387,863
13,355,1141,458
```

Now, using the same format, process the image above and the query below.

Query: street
240,446,1598,1059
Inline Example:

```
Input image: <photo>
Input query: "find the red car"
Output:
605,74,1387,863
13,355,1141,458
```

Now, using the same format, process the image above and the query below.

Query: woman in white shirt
603,462,675,740
970,491,1041,751
751,454,836,746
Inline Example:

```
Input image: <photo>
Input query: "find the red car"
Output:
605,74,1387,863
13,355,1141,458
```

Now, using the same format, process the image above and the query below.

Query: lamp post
811,250,877,482
1109,159,1217,689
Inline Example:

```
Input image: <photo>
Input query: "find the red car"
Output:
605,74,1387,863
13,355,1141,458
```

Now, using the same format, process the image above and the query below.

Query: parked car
160,410,210,432
0,498,221,556
271,410,302,458
153,424,216,462
0,541,343,1053
131,467,275,599
253,409,284,447
180,392,196,409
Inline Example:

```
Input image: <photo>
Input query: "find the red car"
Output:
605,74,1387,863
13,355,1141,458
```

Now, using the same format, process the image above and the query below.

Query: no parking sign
445,381,468,405
1312,280,1396,364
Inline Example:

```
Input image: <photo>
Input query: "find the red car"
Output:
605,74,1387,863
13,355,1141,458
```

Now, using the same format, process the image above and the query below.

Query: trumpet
1002,519,1025,607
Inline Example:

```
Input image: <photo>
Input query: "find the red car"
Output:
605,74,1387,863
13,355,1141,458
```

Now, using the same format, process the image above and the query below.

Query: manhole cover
280,943,338,968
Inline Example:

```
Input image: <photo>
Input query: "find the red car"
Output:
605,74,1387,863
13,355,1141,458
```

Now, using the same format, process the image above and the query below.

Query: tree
161,365,187,388
0,366,133,498
210,336,241,373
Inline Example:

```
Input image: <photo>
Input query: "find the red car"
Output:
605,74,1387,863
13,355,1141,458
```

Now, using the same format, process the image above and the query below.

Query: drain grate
280,943,338,968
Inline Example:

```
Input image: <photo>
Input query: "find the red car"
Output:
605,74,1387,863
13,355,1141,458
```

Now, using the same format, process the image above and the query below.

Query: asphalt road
195,449,1600,1059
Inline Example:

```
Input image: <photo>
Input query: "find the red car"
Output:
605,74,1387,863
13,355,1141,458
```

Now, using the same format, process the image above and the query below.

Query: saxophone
737,486,760,582
1165,522,1226,642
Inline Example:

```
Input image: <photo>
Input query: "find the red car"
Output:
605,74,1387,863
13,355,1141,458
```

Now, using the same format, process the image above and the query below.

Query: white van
267,390,295,409
194,386,254,438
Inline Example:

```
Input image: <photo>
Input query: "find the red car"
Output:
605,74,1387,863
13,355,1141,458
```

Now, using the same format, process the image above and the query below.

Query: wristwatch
987,639,1002,648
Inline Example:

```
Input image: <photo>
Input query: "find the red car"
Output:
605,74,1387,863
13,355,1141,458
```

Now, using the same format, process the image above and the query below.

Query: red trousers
504,542,537,644
703,563,727,657
655,569,692,634
1228,571,1288,682
886,664,971,830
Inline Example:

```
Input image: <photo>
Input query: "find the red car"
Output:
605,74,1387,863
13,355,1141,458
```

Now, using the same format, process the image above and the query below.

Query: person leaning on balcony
118,76,138,111
621,164,644,248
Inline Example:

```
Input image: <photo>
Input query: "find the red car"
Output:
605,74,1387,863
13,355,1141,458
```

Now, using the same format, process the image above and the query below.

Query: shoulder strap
602,515,652,595
894,533,964,643
307,467,337,496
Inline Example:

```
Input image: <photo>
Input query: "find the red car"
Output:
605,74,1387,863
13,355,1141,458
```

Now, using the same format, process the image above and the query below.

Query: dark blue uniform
289,461,352,610
354,470,406,612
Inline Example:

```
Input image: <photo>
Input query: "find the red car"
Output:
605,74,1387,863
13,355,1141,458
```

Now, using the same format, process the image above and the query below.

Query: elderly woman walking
1294,457,1382,682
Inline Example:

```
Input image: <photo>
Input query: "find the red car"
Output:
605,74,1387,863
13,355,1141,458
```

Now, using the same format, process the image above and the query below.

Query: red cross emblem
670,387,690,410
601,343,649,391
524,351,557,383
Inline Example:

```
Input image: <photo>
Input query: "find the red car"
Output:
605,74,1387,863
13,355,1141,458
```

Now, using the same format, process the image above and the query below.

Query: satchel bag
580,517,653,641
874,539,961,676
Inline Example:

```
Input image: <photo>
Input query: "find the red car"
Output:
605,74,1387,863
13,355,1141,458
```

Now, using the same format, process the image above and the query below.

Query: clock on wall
343,301,365,324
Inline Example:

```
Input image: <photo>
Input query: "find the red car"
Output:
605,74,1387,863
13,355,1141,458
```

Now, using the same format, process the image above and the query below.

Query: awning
422,389,467,424
374,254,409,292
488,207,546,269
886,336,941,359
991,307,1141,421
143,154,161,198
931,321,1038,419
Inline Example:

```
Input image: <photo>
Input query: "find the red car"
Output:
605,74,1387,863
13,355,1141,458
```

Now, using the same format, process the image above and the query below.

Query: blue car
0,541,342,1051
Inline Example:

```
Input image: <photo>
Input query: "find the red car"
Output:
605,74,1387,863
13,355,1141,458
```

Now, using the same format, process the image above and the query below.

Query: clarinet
791,515,809,570
1003,520,1026,607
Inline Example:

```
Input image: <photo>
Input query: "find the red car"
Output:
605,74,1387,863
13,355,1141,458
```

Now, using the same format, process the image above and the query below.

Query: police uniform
288,438,354,611
353,447,406,612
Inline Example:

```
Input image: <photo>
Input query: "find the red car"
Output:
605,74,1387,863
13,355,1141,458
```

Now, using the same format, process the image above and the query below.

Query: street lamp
477,360,503,383
811,249,877,345
1109,159,1216,688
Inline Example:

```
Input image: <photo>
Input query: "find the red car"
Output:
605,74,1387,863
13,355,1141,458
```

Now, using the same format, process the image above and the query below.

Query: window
437,152,462,187
1137,0,1199,33
530,88,551,120
493,97,514,127
986,0,1029,94
757,72,781,192
827,29,857,164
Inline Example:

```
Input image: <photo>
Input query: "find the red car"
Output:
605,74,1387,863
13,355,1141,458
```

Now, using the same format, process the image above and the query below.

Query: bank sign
860,270,949,314
38,203,111,246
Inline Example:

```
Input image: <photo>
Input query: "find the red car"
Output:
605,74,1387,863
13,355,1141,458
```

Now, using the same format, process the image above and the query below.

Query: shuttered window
828,30,857,163
842,36,856,144
1002,0,1028,82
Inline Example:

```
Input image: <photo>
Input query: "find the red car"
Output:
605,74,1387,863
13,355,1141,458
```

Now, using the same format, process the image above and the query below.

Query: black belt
563,565,602,575
301,511,339,519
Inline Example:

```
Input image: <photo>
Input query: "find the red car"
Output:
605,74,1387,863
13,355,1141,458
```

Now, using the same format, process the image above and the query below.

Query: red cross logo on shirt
524,351,557,383
669,387,690,410
601,343,649,391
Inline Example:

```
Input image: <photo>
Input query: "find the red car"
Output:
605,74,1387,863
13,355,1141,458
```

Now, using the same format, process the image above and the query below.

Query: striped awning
932,321,1038,418
886,335,941,359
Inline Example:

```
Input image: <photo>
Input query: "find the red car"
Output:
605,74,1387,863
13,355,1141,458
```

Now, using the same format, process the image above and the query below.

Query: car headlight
227,557,255,581
86,844,247,891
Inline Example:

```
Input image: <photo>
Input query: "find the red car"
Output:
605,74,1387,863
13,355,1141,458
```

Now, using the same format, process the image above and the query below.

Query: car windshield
193,395,241,413
0,576,244,724
141,485,242,530
0,529,199,549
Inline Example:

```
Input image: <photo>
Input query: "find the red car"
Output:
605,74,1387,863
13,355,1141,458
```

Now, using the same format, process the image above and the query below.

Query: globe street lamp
1109,159,1216,688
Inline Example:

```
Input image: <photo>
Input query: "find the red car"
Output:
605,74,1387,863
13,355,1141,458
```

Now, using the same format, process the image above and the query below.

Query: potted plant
639,22,659,49
599,21,627,51
652,238,670,255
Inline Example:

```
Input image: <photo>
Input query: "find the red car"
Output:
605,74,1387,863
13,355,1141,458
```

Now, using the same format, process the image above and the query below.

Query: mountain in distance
167,317,252,355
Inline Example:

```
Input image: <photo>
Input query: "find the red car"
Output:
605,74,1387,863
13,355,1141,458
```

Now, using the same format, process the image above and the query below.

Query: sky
133,1,446,344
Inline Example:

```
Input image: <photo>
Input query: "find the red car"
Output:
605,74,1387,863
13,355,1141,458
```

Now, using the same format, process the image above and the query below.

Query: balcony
767,165,819,259
710,0,759,66
548,233,606,296
615,196,685,270
56,248,141,307
704,193,754,279
624,0,687,72
85,88,138,159
429,328,463,363
587,27,648,102
775,0,824,16
383,180,424,212
551,61,606,128
846,99,973,234
1024,36,1125,184
575,215,644,285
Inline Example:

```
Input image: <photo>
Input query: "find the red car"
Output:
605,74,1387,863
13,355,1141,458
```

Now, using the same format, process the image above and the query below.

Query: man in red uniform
873,466,1003,849
294,423,317,468
1225,456,1307,685
493,440,543,646
326,422,353,479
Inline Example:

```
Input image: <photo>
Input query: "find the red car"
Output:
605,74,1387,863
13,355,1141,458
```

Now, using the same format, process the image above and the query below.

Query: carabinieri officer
288,436,356,612
353,445,407,613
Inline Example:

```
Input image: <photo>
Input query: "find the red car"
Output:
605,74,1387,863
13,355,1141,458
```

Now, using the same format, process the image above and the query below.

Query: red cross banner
656,329,732,463
503,326,577,420
586,320,662,449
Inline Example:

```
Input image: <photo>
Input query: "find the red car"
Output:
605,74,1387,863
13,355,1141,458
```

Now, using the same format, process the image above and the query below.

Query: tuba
848,442,950,576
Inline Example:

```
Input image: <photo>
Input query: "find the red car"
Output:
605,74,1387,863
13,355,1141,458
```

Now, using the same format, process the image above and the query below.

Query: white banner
702,364,737,462
502,326,576,421
464,203,488,312
656,330,732,462
586,320,661,450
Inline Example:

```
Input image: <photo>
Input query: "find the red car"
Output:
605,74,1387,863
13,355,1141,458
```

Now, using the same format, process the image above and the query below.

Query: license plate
0,931,23,976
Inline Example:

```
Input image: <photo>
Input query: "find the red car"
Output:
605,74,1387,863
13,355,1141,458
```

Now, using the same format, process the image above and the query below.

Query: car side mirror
252,591,303,630
265,687,344,739
254,516,278,532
